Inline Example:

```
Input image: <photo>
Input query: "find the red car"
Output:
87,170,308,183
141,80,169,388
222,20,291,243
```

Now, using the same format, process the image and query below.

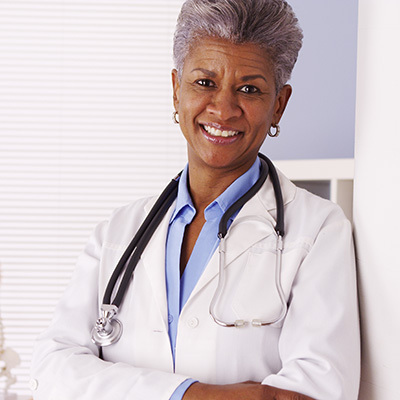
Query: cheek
179,94,209,123
245,104,272,129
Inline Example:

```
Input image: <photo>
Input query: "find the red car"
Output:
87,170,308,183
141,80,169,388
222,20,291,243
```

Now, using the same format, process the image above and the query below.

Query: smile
202,124,240,138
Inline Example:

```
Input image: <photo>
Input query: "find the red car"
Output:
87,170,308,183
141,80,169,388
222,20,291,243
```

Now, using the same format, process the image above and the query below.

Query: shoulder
272,170,350,240
98,196,159,245
289,182,347,225
109,196,156,222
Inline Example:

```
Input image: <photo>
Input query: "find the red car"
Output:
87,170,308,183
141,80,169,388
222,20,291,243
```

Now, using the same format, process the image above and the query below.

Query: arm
184,218,359,400
31,220,190,400
262,219,360,399
183,381,315,399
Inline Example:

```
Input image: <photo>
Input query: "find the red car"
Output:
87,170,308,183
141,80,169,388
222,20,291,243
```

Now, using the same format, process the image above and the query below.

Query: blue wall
261,0,359,160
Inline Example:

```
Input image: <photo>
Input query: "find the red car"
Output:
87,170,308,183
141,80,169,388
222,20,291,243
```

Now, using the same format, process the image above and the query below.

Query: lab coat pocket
232,247,285,328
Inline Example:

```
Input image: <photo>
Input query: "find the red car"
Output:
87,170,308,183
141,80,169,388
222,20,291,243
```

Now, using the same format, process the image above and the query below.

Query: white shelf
274,159,354,222
273,158,354,180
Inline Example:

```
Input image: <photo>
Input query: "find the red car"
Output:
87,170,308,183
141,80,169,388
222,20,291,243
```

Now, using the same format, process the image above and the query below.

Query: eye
239,85,260,94
196,79,216,88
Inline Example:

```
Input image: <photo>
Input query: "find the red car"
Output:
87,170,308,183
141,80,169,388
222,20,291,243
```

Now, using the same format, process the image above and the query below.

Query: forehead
183,37,273,76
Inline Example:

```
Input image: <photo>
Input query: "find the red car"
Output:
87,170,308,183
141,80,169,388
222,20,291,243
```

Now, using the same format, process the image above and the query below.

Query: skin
184,381,316,400
172,37,314,399
172,37,291,271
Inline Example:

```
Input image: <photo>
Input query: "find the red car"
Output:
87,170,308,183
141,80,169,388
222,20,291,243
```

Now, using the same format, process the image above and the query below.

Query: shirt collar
169,165,196,224
170,157,261,223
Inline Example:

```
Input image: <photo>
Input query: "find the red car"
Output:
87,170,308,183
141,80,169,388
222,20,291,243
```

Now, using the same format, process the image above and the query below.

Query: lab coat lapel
223,169,297,267
185,171,297,303
186,186,276,302
140,198,176,327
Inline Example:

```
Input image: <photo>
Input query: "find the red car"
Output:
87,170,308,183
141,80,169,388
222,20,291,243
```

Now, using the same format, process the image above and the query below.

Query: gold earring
173,111,179,124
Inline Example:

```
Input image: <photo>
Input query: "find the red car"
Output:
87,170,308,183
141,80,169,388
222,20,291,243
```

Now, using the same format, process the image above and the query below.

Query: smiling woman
30,1,360,400
172,37,292,187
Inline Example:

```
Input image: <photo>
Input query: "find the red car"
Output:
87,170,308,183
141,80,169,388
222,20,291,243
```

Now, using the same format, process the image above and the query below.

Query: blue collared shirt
166,159,261,399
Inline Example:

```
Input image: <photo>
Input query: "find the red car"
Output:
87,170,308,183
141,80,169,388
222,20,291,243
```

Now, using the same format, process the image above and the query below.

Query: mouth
201,123,241,138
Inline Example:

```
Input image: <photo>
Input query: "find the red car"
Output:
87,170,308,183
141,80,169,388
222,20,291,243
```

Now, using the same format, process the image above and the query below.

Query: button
168,314,174,324
187,317,199,328
29,378,39,391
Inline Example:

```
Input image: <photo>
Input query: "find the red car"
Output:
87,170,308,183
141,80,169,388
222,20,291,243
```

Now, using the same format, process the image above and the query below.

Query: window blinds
0,0,186,395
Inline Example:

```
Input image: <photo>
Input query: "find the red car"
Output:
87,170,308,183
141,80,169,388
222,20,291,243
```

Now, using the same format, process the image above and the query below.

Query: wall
354,0,400,398
262,0,358,160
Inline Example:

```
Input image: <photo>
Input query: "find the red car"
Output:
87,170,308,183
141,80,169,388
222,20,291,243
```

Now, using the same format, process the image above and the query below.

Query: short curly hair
173,0,303,92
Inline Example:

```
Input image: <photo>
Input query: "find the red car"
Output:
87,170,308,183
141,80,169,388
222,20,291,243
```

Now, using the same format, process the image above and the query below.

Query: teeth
203,125,239,137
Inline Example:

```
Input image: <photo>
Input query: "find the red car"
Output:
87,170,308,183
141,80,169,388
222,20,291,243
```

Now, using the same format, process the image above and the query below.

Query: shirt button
168,314,174,323
187,317,199,328
29,378,39,391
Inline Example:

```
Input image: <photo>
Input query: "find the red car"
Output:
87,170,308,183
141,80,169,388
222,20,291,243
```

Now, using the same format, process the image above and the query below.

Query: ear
273,84,292,125
171,69,180,111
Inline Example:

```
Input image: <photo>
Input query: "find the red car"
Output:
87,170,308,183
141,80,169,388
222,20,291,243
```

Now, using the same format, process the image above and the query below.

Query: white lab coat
31,170,360,400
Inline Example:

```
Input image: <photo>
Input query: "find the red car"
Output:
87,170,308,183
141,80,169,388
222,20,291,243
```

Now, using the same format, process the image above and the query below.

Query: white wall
354,0,400,398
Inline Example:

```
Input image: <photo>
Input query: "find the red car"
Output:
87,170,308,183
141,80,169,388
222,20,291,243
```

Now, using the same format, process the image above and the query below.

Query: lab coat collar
141,168,297,321
258,167,297,212
185,170,296,303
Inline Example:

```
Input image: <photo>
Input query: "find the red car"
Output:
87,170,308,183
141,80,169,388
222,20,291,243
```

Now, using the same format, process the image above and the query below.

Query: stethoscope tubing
92,153,286,348
103,174,180,307
263,154,285,237
218,154,269,238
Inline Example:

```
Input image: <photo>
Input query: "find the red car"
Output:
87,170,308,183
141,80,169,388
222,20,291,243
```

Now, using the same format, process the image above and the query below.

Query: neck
187,160,255,212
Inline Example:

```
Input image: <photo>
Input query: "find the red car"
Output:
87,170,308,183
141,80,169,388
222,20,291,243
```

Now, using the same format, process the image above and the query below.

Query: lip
200,123,243,144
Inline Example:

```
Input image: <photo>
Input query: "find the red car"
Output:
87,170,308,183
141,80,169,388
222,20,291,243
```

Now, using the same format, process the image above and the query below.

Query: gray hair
173,0,303,92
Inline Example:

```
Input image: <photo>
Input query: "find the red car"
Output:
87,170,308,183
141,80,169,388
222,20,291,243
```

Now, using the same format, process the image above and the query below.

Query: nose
206,87,242,121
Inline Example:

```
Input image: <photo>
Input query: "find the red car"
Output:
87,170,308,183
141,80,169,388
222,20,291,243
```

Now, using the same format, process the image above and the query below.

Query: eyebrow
190,69,267,83
190,68,217,77
241,74,268,83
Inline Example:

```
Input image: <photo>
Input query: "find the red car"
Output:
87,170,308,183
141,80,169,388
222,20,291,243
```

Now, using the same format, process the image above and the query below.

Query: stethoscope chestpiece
91,304,123,347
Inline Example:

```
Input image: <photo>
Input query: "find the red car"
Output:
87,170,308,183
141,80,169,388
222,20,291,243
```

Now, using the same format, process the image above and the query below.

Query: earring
268,124,280,138
173,111,179,124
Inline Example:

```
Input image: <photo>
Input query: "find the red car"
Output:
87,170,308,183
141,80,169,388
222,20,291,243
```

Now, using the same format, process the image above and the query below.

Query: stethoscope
91,153,286,348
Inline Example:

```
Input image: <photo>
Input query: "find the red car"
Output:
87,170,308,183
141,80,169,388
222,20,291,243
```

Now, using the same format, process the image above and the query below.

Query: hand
183,381,315,400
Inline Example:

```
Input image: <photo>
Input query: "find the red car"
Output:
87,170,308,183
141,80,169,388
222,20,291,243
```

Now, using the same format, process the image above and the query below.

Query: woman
30,1,360,399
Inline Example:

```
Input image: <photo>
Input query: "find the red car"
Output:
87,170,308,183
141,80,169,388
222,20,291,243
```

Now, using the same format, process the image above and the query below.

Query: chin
201,154,246,171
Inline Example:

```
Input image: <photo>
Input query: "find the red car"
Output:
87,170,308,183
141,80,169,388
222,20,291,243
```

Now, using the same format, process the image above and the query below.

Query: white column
354,0,400,399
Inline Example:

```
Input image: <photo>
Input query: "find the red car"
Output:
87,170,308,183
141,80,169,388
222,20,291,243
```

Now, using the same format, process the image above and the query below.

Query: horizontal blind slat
0,0,186,395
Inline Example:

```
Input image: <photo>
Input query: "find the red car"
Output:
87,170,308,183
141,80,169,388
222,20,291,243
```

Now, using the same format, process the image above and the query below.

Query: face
172,37,292,176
